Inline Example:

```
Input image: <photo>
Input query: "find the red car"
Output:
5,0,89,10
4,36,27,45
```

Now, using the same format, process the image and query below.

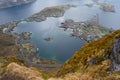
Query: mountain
0,0,36,9
57,30,120,79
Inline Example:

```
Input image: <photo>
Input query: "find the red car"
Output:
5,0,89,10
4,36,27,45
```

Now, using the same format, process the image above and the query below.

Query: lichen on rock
110,34,120,71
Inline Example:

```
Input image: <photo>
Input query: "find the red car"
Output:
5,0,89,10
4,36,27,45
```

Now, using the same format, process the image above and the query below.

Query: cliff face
0,0,36,9
57,30,120,78
110,35,120,71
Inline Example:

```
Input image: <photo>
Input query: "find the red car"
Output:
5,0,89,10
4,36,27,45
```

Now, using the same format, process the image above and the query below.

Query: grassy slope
0,33,20,57
57,30,120,77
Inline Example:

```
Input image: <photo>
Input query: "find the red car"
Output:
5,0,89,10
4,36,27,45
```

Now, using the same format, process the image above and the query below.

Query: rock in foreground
1,62,43,80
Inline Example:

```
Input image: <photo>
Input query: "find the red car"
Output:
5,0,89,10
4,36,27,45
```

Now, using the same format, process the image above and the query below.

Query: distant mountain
0,0,36,9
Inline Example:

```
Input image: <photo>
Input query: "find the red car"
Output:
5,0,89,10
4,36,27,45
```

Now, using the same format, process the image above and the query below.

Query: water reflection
14,17,85,62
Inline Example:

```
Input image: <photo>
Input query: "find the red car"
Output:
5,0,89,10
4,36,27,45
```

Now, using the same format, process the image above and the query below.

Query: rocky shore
0,0,36,9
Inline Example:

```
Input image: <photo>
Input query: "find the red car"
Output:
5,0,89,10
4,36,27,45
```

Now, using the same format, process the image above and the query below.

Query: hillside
0,33,20,57
1,30,120,80
57,30,120,79
1,62,43,80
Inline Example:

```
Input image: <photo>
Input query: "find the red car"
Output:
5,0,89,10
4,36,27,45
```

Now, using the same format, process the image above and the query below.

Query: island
0,0,36,9
0,4,76,34
85,0,115,13
59,14,113,42
24,4,77,22
44,37,53,42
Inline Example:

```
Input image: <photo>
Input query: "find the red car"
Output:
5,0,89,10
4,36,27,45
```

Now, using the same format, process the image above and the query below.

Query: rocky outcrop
110,35,120,71
0,33,15,46
0,33,20,57
1,62,43,80
0,0,36,9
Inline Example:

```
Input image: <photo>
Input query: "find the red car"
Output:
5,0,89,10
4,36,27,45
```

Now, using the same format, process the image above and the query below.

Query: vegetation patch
57,30,120,77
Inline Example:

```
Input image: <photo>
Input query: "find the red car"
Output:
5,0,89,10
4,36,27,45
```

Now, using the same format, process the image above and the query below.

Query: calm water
0,0,120,62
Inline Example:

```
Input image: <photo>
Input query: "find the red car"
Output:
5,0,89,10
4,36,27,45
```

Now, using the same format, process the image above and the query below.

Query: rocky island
99,3,115,12
0,4,76,34
44,37,53,42
57,30,120,80
59,14,113,42
25,4,77,22
0,0,36,9
85,0,115,13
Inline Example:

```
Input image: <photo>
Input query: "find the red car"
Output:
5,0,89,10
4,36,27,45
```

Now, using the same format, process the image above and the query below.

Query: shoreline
0,0,36,9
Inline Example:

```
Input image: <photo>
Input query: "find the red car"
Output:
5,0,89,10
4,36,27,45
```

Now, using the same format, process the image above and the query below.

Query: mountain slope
1,62,43,80
57,30,120,77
